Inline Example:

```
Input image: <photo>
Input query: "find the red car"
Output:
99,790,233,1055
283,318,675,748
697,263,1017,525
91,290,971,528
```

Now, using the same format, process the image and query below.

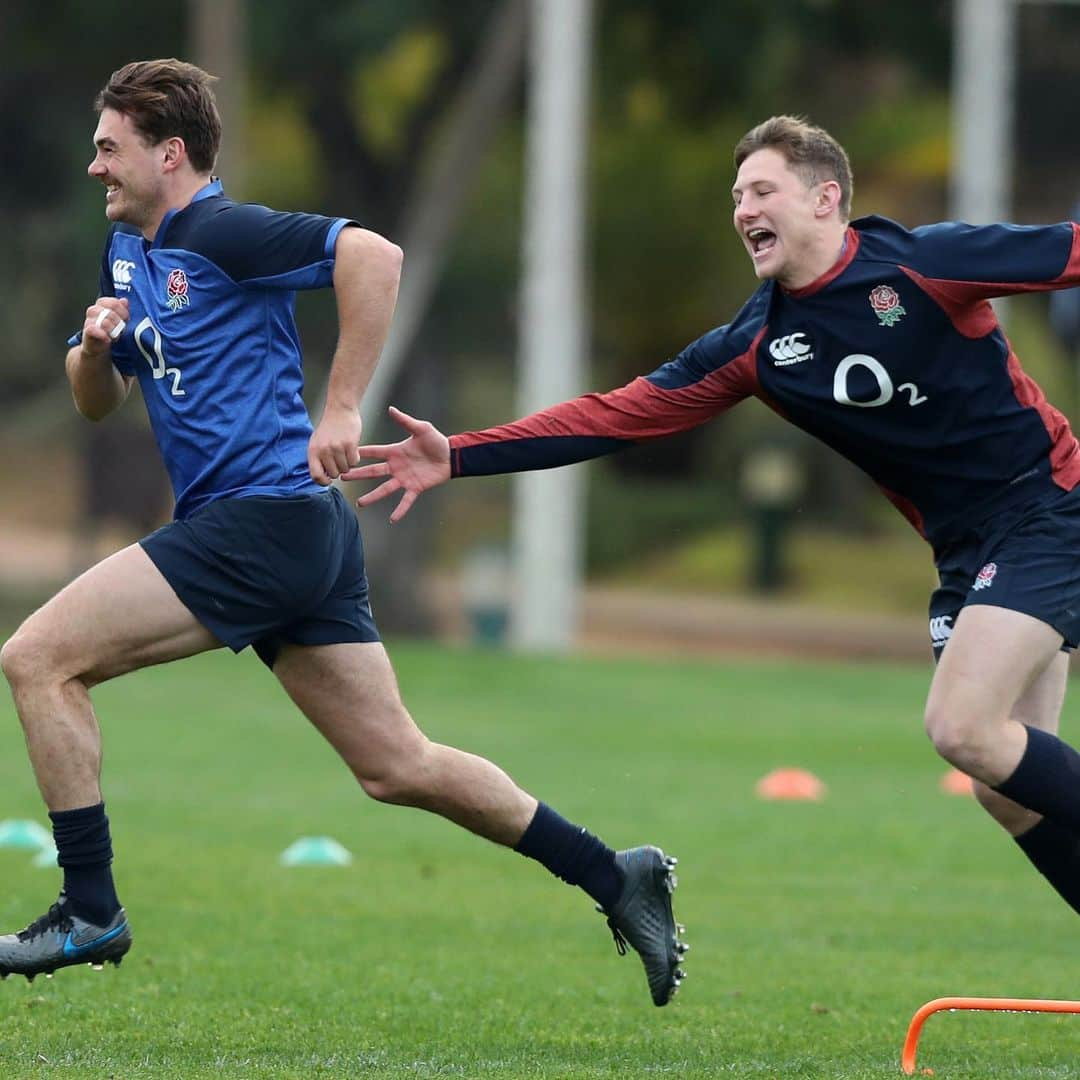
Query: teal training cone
0,819,52,851
32,844,59,868
279,836,353,867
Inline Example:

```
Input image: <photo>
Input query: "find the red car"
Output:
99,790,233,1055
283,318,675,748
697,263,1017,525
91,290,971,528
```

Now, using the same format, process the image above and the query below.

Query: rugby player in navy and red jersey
351,114,1080,925
0,59,687,1007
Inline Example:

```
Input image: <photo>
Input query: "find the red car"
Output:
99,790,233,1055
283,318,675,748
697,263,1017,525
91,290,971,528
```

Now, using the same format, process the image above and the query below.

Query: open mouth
747,227,777,259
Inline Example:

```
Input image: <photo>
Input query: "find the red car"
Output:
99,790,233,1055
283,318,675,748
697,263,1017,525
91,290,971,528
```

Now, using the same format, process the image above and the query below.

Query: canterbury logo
929,615,953,647
768,333,813,365
112,259,135,289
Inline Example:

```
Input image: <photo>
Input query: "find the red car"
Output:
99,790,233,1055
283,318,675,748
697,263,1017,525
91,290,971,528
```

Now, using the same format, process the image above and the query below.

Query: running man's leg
2,543,221,809
0,543,220,968
924,605,1062,786
970,650,1068,836
272,640,686,1004
961,649,1080,914
925,604,1080,834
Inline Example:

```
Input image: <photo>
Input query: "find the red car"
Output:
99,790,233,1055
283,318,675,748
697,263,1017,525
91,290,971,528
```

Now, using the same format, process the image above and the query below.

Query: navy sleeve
181,203,355,289
901,219,1080,296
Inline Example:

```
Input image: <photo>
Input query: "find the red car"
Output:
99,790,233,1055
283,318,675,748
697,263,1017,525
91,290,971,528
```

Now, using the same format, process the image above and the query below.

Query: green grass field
1,642,1078,1078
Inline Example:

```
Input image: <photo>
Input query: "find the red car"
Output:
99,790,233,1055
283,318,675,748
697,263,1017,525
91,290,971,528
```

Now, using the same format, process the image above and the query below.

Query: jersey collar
783,226,860,299
150,178,224,249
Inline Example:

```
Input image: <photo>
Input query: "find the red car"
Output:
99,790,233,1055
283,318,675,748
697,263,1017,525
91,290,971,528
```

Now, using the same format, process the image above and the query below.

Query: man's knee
352,727,435,806
0,626,48,691
1,620,89,700
924,700,992,770
356,761,429,805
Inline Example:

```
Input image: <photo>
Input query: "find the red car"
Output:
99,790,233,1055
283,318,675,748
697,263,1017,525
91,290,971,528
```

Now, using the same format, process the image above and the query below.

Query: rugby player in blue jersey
0,59,687,1006
351,114,1080,925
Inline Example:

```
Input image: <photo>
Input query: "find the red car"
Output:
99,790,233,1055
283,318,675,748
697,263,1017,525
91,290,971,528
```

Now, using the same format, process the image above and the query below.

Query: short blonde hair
734,115,853,221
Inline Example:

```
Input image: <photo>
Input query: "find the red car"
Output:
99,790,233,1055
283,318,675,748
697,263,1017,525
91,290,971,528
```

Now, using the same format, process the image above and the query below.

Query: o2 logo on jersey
165,268,190,312
111,259,135,291
832,354,926,409
134,317,186,398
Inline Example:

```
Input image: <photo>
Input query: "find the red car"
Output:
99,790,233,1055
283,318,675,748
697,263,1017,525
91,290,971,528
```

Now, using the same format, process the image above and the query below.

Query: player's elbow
74,401,112,423
71,385,125,422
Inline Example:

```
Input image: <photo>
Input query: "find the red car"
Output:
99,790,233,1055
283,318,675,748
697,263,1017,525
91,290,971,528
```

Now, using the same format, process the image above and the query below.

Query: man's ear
161,136,186,173
816,179,842,218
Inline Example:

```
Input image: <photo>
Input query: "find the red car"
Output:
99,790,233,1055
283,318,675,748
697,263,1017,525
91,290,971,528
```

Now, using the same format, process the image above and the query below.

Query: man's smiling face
732,147,832,290
88,108,169,234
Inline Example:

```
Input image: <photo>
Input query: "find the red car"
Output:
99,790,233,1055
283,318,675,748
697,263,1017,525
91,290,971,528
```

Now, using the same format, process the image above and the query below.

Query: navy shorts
929,486,1080,659
141,487,380,668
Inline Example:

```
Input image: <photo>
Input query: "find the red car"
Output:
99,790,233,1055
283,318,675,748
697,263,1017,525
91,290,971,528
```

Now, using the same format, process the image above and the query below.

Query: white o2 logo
134,316,186,397
832,354,926,409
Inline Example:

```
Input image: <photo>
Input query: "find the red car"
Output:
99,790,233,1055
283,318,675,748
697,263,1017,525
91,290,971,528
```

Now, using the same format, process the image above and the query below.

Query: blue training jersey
450,215,1080,551
69,180,354,520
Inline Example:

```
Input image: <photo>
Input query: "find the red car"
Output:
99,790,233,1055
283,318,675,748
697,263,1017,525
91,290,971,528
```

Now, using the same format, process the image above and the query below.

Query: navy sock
993,726,1080,831
514,802,623,910
1014,817,1080,915
49,802,120,925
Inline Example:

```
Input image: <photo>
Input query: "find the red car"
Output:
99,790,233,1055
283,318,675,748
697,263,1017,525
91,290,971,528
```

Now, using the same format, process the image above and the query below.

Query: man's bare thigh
14,543,222,684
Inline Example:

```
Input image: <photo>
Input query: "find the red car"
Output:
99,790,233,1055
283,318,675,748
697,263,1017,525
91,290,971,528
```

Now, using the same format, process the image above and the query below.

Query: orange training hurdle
902,996,1080,1075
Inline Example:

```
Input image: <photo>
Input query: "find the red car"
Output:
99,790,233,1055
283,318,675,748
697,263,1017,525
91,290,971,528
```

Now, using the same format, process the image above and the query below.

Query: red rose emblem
869,284,906,326
869,285,899,313
165,268,190,311
167,269,188,298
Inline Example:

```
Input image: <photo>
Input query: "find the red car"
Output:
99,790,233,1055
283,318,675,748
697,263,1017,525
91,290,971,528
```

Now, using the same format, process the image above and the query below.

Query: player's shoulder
850,214,925,262
163,193,340,283
853,213,1009,266
166,194,265,251
691,284,772,361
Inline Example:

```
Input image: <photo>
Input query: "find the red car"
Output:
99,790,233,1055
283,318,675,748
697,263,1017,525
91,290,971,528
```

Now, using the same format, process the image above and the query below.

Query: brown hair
734,115,853,221
96,59,221,175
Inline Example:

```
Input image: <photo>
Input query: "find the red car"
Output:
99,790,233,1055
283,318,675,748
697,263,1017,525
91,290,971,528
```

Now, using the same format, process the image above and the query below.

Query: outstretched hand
343,405,452,522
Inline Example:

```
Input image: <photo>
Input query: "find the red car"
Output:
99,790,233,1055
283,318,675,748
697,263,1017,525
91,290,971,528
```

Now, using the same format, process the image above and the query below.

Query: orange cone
940,768,974,796
755,768,826,802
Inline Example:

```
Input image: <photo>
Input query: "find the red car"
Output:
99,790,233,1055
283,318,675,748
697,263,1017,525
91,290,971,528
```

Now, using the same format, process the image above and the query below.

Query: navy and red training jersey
449,215,1080,551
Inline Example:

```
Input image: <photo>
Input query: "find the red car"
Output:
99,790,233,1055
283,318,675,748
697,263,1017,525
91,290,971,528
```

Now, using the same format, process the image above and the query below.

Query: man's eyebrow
94,136,118,149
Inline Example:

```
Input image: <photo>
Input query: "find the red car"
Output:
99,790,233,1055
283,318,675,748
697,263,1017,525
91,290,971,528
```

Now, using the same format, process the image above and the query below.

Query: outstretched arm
308,226,403,485
348,324,757,520
345,406,451,523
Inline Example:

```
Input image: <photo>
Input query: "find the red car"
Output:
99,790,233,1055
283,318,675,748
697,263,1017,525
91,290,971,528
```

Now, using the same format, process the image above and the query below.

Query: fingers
94,307,127,341
353,477,417,522
388,405,427,433
355,477,400,507
84,298,130,346
354,443,397,460
340,462,389,482
308,455,332,486
389,490,417,524
331,447,355,477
